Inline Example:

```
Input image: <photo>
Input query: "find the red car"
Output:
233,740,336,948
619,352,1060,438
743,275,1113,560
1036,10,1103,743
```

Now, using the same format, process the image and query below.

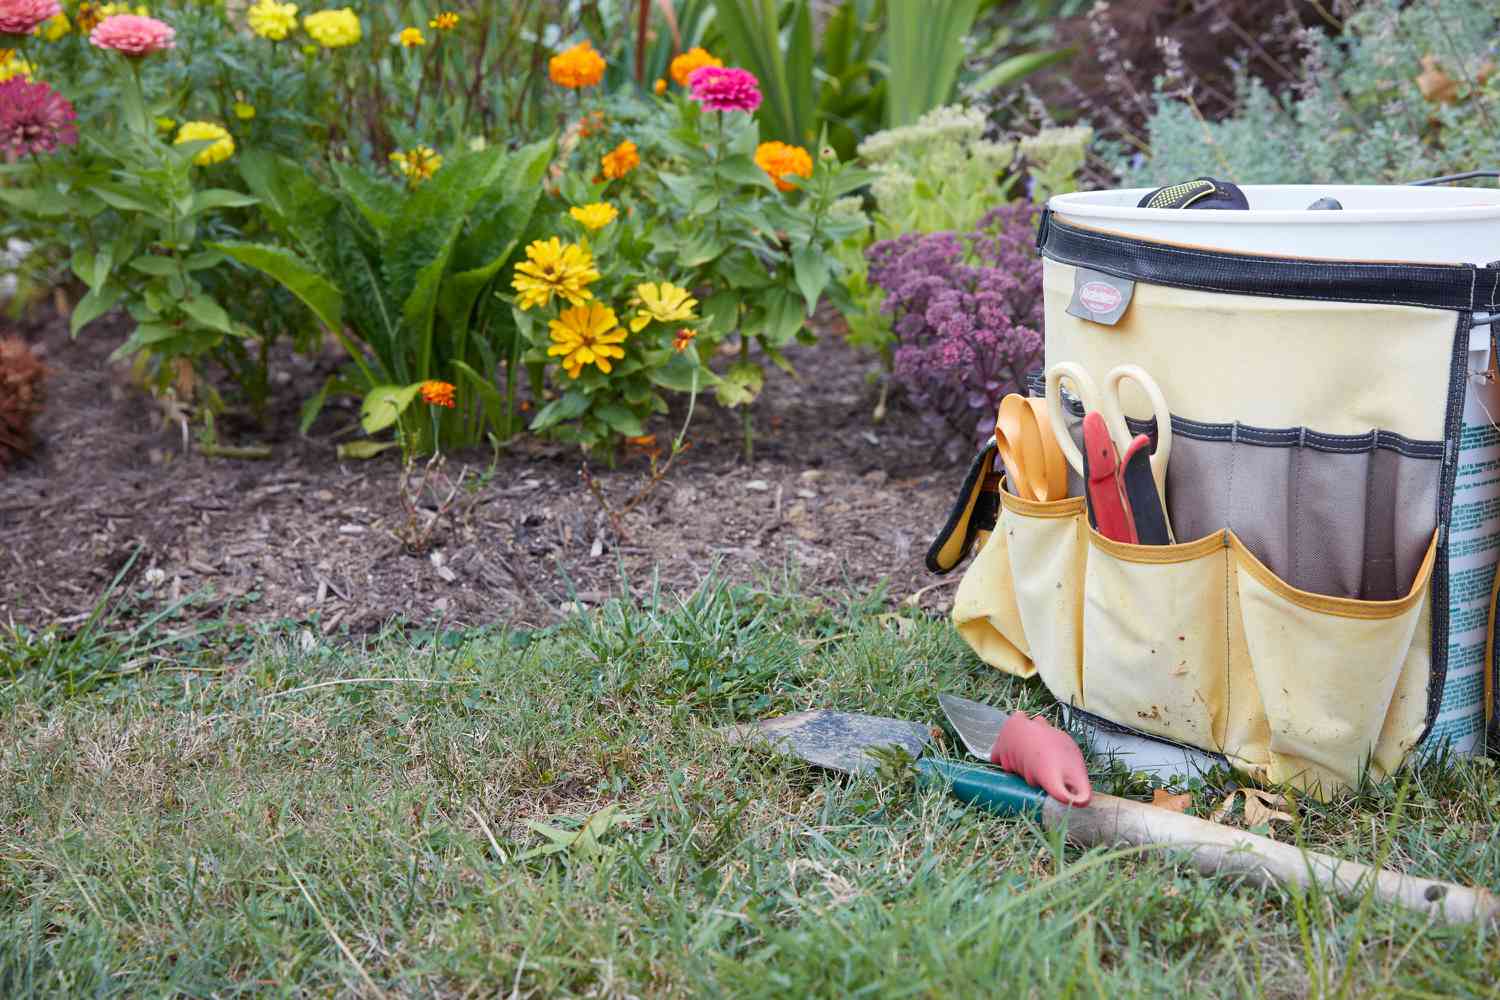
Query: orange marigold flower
653,77,666,95
428,11,457,30
419,380,456,407
601,139,639,180
549,40,605,89
669,46,721,87
673,328,696,352
754,140,813,192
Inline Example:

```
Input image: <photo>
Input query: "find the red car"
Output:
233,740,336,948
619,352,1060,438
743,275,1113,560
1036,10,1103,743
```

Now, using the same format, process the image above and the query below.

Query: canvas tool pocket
1234,532,1438,792
999,491,1087,703
1080,529,1251,753
952,514,1034,678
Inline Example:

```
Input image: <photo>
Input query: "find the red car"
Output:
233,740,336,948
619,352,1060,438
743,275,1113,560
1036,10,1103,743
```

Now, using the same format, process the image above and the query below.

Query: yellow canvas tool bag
929,210,1500,798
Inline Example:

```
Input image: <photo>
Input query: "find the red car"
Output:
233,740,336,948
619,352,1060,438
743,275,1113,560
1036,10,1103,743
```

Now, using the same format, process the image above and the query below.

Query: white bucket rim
1050,184,1500,226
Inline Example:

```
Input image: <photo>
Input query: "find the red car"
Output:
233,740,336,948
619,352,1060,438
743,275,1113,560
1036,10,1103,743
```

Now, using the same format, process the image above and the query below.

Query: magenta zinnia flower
687,66,761,113
89,13,175,55
0,0,60,35
0,78,78,161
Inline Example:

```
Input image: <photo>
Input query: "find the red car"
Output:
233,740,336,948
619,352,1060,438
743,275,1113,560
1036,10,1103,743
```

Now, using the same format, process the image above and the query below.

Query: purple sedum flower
867,202,1043,455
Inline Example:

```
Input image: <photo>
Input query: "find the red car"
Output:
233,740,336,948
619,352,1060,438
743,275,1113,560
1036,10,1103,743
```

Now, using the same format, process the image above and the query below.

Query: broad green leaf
452,359,510,436
333,162,404,236
594,404,644,437
792,244,830,315
298,376,334,435
714,360,764,407
128,256,179,277
969,47,1076,94
714,252,773,291
189,188,259,215
678,229,728,267
237,150,340,264
648,346,719,392
529,389,590,431
886,0,982,127
91,183,160,216
0,187,73,217
70,284,126,336
701,291,741,336
337,440,400,459
761,288,806,346
359,383,423,434
180,295,236,335
209,241,344,333
717,154,777,191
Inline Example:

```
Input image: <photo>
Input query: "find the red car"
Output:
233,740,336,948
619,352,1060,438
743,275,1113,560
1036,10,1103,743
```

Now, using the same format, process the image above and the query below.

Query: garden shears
1044,362,1174,544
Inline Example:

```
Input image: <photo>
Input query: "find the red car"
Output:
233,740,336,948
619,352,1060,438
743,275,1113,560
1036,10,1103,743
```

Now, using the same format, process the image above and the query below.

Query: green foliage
1118,0,1500,186
216,139,555,452
884,0,983,127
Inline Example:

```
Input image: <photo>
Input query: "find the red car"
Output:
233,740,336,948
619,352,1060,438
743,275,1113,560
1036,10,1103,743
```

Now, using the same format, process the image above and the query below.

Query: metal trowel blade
724,710,932,776
937,693,1011,761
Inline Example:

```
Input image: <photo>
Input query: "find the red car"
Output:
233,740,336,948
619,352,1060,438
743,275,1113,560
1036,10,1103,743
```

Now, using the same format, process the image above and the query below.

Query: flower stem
740,334,753,464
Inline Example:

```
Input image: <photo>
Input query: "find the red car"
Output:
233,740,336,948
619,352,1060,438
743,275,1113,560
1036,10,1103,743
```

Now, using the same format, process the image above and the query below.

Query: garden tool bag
928,210,1500,799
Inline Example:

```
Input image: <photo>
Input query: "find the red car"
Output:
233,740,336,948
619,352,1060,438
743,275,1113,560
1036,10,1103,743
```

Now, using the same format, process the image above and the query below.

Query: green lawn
2,576,1497,997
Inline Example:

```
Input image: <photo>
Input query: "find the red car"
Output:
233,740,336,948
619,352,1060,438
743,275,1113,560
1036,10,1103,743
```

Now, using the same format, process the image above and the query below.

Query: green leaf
337,440,400,460
127,256,179,277
714,361,764,407
180,295,236,335
969,48,1075,94
648,346,719,392
678,229,728,268
0,188,73,217
594,404,644,437
886,0,983,127
237,150,340,265
188,188,259,215
208,241,344,333
452,359,510,436
792,245,830,315
359,383,423,434
761,289,806,346
333,163,406,236
91,183,160,216
299,376,334,435
702,291,741,335
717,154,777,191
70,284,126,336
529,389,590,431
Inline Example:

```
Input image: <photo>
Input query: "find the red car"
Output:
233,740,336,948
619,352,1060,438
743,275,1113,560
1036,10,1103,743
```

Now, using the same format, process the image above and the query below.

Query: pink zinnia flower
0,0,60,35
89,13,175,55
687,65,761,113
0,78,78,161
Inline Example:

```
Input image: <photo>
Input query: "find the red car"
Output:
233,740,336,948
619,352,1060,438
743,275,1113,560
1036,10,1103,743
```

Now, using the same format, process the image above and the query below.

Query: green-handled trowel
729,697,1500,926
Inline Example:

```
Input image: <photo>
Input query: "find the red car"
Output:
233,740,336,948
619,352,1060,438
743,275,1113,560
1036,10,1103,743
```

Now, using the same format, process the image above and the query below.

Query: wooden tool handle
1042,793,1500,925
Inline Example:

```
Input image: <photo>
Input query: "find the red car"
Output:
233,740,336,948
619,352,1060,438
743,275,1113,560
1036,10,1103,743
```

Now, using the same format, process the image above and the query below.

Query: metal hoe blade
726,710,932,776
937,693,1010,761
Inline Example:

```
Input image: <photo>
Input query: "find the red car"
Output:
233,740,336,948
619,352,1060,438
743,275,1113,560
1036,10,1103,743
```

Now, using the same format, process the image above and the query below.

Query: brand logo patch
1078,281,1123,314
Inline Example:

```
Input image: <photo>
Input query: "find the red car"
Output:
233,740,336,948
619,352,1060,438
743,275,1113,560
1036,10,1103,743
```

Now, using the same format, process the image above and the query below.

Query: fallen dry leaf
1417,55,1459,104
1211,787,1296,831
1152,789,1192,813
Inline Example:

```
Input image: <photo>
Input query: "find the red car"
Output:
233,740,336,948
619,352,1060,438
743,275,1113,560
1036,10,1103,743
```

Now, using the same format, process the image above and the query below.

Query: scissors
994,394,1068,502
1044,363,1174,544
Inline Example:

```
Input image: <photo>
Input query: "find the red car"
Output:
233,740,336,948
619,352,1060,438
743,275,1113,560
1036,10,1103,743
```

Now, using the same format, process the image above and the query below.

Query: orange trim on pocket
1231,530,1438,620
999,490,1085,520
1087,527,1228,564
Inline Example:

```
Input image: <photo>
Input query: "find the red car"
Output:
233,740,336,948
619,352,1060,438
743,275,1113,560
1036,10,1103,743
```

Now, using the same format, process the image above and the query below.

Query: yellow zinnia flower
174,122,235,166
569,202,618,231
303,7,361,48
35,12,71,40
600,139,639,181
0,51,33,82
398,26,424,47
754,141,813,192
428,11,458,30
389,145,442,186
548,304,626,379
511,238,599,311
629,282,698,332
669,46,721,87
247,0,298,40
548,40,605,89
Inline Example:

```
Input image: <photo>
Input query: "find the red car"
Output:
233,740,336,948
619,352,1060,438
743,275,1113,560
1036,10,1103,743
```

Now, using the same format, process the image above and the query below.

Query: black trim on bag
925,439,1000,575
1039,213,1500,313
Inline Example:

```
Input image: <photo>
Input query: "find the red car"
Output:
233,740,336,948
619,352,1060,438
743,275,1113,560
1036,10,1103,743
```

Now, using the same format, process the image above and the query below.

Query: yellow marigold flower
247,0,298,40
389,145,442,186
398,26,424,47
653,77,666,95
669,46,721,87
600,139,639,181
419,380,455,408
754,141,813,192
174,122,235,166
548,40,605,89
629,282,698,332
99,2,148,16
548,303,626,379
673,328,696,352
0,52,33,83
233,101,256,120
35,12,71,40
511,238,599,311
428,11,457,30
569,202,618,231
303,7,361,48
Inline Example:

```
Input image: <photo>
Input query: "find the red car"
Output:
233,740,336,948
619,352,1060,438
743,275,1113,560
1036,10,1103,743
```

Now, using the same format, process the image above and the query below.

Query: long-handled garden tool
729,698,1500,925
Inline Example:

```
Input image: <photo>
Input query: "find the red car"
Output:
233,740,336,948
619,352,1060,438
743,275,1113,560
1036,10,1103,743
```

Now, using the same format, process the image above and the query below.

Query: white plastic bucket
1048,184,1500,265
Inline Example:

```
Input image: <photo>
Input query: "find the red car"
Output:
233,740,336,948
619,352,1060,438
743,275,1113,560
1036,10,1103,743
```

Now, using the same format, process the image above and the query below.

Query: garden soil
0,306,965,635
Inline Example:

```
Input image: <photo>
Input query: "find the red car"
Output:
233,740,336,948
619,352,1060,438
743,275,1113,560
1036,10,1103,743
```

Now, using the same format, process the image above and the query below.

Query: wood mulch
0,306,971,634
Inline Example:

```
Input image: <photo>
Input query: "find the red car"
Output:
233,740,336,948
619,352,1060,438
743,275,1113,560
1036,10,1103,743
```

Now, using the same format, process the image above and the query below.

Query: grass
1,571,1498,997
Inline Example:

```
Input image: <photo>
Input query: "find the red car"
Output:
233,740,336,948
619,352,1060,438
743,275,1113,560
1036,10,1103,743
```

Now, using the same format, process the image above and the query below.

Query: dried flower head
0,77,77,160
88,12,174,55
549,40,605,89
687,65,761,113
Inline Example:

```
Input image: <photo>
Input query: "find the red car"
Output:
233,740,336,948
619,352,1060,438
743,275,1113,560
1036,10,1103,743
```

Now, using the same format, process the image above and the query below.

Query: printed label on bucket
1066,267,1135,326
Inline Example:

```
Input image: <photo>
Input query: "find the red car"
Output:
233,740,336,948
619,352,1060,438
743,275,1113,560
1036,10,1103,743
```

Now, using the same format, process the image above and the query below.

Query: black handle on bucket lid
1409,170,1500,186
1137,176,1248,209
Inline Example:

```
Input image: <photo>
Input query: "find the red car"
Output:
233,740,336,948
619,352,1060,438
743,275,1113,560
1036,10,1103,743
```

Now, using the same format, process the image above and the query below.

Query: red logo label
1078,281,1123,314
